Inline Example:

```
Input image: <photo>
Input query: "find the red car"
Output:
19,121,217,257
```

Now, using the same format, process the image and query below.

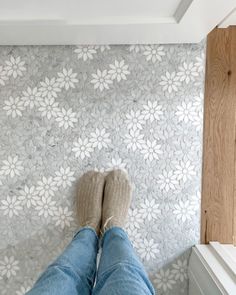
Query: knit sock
102,169,132,232
77,171,105,235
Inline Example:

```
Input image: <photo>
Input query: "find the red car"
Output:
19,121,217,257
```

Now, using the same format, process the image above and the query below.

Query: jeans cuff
74,226,99,242
100,226,127,247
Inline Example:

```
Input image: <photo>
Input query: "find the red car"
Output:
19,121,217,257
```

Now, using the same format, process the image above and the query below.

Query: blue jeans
26,227,155,295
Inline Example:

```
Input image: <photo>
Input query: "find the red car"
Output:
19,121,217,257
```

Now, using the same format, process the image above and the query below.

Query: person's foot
101,169,132,232
77,171,105,235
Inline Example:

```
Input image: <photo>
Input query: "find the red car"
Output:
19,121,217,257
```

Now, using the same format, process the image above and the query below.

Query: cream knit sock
102,169,132,232
77,171,105,235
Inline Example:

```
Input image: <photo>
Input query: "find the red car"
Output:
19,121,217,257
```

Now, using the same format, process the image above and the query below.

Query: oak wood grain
201,26,236,244
230,26,236,246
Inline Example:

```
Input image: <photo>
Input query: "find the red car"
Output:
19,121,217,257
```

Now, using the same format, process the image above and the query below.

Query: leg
93,227,155,295
26,227,98,295
27,171,105,295
93,170,155,295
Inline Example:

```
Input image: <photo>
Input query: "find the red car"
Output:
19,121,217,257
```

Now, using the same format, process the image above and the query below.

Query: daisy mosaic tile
0,43,205,294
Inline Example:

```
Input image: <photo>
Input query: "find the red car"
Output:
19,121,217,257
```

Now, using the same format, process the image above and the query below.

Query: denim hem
74,226,99,242
100,226,127,247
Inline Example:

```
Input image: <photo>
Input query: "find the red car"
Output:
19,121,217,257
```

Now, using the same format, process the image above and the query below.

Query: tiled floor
0,43,205,294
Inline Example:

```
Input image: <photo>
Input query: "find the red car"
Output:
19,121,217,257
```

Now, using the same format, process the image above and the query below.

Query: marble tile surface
0,43,205,294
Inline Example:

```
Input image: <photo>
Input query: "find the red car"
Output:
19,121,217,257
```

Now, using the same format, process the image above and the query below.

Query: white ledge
189,242,236,295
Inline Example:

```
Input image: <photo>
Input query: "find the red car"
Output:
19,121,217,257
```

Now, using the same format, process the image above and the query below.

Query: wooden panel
201,26,236,244
232,27,236,246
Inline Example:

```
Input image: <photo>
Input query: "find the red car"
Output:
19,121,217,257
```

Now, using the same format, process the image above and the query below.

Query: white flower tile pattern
0,43,205,294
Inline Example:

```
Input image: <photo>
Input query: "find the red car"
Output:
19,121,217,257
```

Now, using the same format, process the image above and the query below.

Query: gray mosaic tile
0,43,205,294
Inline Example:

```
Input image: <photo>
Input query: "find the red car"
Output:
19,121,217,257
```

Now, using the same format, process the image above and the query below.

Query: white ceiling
0,0,235,44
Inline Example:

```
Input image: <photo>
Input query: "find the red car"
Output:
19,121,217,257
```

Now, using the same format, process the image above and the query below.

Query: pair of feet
77,169,132,236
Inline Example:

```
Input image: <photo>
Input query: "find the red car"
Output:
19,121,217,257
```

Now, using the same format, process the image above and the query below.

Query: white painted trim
218,8,236,28
188,248,224,294
210,242,236,277
189,244,236,295
0,17,178,26
0,0,235,44
188,268,206,295
174,0,193,23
